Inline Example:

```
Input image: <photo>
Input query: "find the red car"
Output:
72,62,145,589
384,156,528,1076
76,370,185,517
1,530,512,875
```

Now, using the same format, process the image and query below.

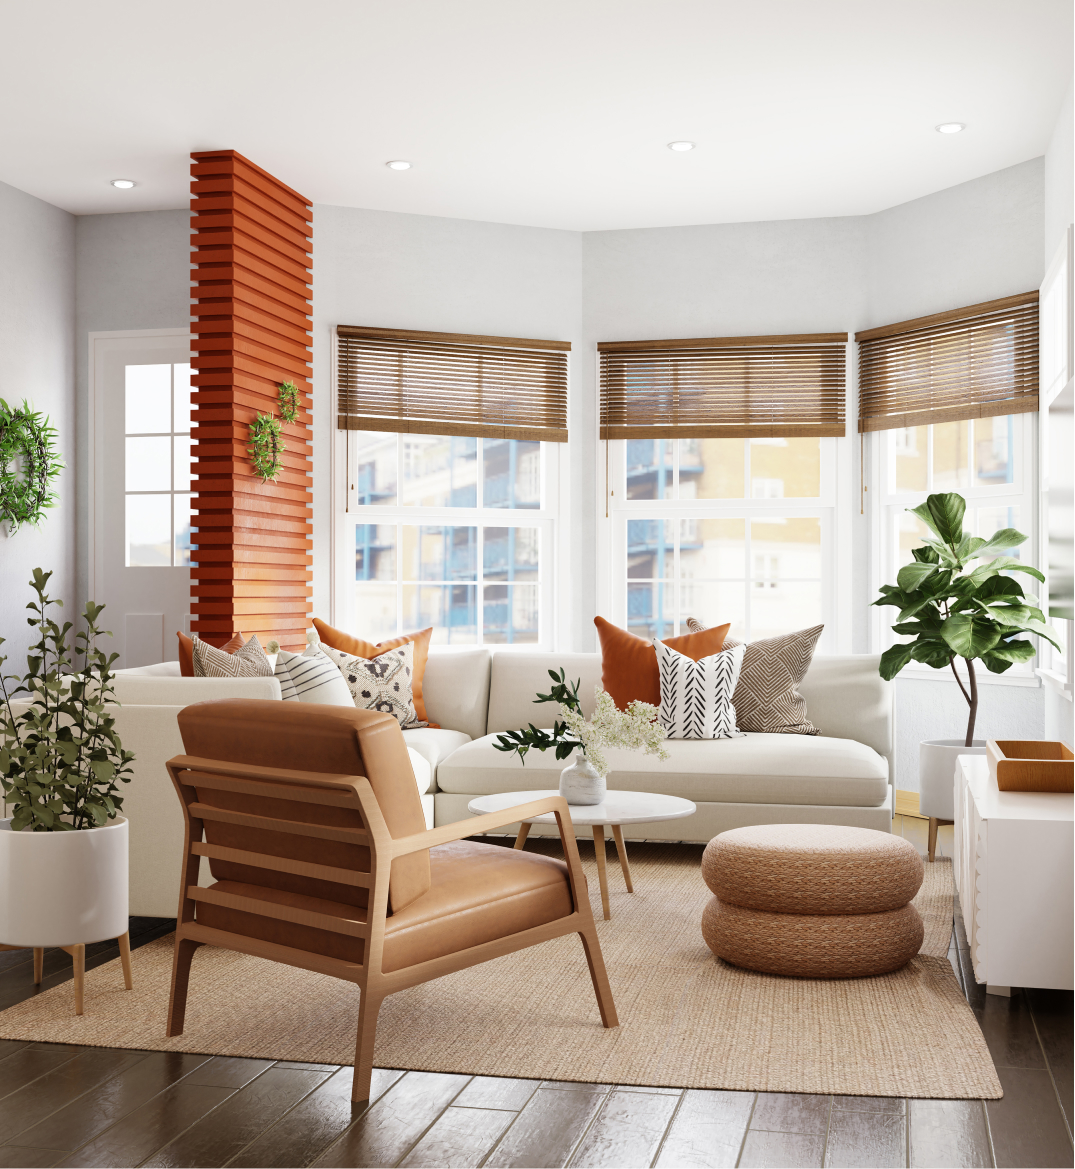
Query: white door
91,331,193,668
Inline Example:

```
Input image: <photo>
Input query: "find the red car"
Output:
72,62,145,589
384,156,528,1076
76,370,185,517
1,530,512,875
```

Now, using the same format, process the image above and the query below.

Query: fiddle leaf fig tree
874,492,1061,747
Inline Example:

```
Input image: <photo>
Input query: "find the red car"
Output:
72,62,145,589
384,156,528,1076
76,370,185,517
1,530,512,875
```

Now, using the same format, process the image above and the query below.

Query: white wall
1044,75,1074,268
73,209,191,604
310,205,583,641
0,180,76,670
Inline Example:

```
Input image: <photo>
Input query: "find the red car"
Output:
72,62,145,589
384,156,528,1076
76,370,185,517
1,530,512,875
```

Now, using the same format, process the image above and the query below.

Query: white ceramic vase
919,739,987,821
559,751,607,806
0,816,129,948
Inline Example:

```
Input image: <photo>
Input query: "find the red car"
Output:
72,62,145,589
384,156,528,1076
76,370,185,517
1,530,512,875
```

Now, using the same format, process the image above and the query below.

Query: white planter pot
0,816,128,948
919,739,987,821
559,753,607,806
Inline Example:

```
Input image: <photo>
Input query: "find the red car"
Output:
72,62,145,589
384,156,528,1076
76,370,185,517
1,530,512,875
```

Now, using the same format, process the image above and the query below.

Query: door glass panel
126,437,171,492
404,584,478,644
687,439,745,499
483,583,539,643
125,364,171,434
126,495,171,566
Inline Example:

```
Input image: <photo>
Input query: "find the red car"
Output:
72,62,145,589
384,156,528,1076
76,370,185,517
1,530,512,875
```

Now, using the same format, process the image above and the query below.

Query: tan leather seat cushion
702,823,922,915
702,897,924,978
195,840,573,974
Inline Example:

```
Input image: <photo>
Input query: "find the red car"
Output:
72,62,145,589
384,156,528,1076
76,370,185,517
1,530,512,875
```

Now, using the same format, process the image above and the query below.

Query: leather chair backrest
177,699,431,912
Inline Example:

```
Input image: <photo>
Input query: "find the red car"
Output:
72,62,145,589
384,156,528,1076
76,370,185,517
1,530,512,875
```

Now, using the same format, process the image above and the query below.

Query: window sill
1036,667,1073,699
894,664,1041,688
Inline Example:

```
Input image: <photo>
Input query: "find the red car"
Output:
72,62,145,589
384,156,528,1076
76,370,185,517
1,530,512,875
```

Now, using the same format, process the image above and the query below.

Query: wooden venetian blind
856,292,1039,433
337,326,570,442
598,333,848,440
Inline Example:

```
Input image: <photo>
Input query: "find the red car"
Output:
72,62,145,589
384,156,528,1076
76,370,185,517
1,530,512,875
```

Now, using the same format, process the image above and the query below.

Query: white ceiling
2,0,1070,231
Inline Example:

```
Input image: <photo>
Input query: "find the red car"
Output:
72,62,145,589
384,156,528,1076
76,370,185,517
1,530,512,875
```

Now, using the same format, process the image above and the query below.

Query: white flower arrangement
492,668,668,776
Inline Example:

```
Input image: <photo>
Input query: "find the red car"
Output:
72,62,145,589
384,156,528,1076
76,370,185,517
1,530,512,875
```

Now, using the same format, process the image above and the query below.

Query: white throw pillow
653,638,746,739
274,648,355,706
191,634,273,678
321,641,427,729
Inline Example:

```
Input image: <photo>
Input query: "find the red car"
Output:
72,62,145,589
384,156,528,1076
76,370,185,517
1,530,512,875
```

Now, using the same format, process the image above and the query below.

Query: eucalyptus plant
874,492,1060,746
0,568,134,831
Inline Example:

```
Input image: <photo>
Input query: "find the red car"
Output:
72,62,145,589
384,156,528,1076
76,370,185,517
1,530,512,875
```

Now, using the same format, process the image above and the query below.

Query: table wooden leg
592,825,611,920
118,931,133,990
611,825,634,893
33,948,43,984
61,944,85,1016
513,822,532,850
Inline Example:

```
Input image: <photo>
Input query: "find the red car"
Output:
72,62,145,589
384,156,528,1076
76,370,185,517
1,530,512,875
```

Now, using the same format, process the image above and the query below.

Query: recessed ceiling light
110,179,137,188
386,160,412,171
935,123,966,135
667,141,696,152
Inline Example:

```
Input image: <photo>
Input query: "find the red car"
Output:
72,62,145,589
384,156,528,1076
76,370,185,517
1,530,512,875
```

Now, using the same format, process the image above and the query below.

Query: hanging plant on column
0,399,63,535
277,380,300,424
247,412,285,483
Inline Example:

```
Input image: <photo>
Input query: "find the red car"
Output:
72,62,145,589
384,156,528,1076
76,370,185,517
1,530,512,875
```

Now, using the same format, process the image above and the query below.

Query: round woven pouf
701,824,924,978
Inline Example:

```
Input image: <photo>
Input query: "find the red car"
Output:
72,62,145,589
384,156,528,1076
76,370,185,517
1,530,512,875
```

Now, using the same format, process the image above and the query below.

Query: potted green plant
874,492,1060,840
0,569,135,972
493,669,668,804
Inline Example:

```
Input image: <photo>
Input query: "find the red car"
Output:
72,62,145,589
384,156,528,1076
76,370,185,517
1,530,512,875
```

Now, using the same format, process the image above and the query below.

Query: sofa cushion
402,727,472,793
111,674,283,705
437,731,889,808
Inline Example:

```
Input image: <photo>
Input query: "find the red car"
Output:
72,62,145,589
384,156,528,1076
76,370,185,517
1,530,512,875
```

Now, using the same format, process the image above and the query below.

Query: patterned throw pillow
685,619,823,735
654,639,745,739
274,648,354,705
191,634,273,678
320,641,427,729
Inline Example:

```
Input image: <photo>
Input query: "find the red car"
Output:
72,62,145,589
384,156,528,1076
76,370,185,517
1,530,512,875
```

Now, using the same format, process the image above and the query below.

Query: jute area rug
0,843,1001,1099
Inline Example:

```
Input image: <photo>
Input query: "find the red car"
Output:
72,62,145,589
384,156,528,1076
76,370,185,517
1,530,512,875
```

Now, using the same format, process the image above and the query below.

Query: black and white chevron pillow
654,639,746,739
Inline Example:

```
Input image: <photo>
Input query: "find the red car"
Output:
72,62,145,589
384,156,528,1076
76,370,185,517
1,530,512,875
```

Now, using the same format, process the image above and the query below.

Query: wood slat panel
191,842,372,887
188,886,369,938
190,148,312,653
186,801,367,844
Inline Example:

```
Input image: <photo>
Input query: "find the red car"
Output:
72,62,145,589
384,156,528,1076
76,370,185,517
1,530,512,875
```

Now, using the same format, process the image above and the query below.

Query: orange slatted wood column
189,149,313,651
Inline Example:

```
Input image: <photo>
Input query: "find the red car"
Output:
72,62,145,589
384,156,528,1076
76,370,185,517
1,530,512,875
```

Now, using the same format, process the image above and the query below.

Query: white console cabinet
953,755,1073,994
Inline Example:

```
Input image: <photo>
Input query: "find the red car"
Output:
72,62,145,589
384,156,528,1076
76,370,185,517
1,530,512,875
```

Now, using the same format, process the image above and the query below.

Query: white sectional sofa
64,647,891,917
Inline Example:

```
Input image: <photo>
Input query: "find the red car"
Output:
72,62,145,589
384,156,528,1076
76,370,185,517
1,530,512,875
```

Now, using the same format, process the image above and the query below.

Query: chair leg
513,822,531,850
928,817,939,863
352,986,385,1104
577,923,619,1029
60,945,85,1015
118,931,133,991
166,937,201,1037
33,948,43,985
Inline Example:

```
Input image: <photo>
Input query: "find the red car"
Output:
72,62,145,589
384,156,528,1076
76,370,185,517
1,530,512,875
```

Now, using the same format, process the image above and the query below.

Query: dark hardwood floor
0,818,1069,1168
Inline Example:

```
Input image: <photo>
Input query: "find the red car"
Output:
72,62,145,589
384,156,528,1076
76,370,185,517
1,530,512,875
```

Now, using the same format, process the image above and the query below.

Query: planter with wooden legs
0,815,133,1014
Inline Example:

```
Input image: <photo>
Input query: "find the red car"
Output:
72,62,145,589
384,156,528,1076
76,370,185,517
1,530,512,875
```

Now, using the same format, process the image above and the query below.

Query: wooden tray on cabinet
987,740,1074,793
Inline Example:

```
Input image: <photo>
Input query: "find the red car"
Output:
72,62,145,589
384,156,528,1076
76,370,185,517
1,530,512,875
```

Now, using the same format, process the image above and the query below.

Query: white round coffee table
467,790,696,920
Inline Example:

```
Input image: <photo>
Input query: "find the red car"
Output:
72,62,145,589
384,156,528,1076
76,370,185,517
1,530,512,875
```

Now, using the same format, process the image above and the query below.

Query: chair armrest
390,796,570,858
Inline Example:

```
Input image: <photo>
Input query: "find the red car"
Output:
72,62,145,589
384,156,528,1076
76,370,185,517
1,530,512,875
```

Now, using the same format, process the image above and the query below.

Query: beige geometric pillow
685,620,823,735
191,634,273,678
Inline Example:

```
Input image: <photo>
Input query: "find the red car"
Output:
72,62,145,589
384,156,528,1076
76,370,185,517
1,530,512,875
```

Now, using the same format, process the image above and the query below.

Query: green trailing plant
0,569,134,831
277,380,300,424
0,399,63,535
494,669,587,763
874,492,1061,747
248,412,285,482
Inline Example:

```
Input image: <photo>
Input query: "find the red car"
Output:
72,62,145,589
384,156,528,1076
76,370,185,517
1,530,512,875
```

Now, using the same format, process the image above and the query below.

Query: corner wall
0,180,75,668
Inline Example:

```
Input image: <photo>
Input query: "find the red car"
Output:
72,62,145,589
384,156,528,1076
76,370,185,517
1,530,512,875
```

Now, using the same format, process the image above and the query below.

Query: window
609,436,834,644
344,432,554,645
876,413,1035,665
124,362,192,567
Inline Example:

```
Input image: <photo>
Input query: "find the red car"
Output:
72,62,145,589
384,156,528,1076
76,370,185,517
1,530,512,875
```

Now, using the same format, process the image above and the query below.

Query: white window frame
599,435,844,652
869,413,1041,685
331,427,561,651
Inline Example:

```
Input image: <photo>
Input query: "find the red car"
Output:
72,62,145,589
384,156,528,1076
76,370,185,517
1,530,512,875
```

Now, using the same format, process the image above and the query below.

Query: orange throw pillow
594,615,731,710
176,631,246,677
313,619,436,725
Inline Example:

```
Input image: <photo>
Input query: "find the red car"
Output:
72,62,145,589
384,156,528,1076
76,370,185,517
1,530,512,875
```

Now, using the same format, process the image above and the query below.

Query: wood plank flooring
0,819,1069,1168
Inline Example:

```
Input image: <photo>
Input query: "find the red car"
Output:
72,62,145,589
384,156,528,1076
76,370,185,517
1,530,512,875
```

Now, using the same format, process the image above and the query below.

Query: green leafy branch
278,381,300,424
248,412,285,483
874,492,1060,746
0,569,134,831
493,668,585,763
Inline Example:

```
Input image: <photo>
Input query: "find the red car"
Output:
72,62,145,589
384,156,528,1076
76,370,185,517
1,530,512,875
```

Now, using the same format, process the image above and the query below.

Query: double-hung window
860,293,1040,671
599,333,848,647
334,326,568,647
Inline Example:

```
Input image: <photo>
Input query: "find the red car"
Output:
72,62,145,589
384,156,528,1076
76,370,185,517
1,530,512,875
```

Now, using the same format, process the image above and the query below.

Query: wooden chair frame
165,755,618,1102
